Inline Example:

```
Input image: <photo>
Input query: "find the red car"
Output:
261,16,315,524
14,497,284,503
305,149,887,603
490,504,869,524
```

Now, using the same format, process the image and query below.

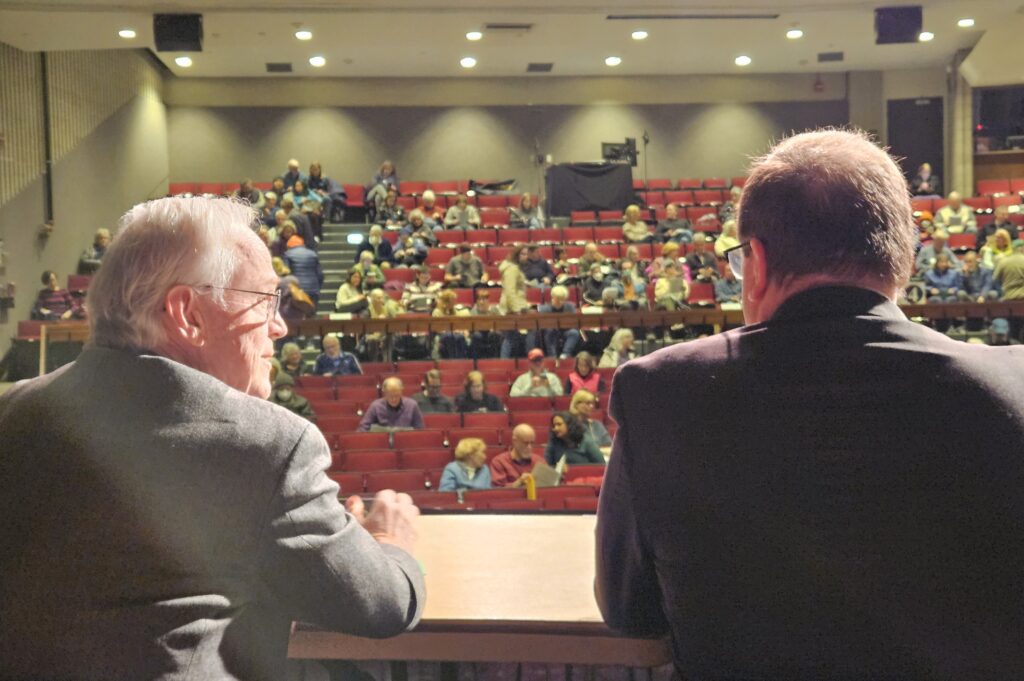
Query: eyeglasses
722,240,753,281
192,285,281,322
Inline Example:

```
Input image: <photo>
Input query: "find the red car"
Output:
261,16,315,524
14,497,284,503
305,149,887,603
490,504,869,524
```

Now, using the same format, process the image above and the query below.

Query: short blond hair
454,437,486,462
569,389,596,415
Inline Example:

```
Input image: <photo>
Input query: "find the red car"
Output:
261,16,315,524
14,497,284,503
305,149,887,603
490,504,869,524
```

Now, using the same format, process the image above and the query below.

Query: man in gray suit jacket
597,131,1024,680
0,197,425,680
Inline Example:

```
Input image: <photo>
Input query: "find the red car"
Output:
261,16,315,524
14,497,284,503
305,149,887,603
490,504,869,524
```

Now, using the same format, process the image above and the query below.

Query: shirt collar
768,285,906,325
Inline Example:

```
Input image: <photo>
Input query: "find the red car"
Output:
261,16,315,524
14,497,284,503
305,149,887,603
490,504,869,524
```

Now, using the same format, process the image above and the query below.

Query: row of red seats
913,195,1021,214
380,225,719,250
295,358,567,383
571,206,720,226
169,181,369,210
299,369,613,397
976,179,1024,197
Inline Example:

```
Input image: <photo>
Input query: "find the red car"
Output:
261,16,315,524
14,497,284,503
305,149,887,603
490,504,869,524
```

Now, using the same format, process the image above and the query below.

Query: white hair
551,285,568,300
88,197,258,351
422,189,436,201
608,327,634,352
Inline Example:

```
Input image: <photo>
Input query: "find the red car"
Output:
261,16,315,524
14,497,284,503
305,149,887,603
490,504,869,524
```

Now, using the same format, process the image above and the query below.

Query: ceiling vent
266,62,293,73
817,51,844,63
527,62,553,73
484,23,534,32
607,13,778,20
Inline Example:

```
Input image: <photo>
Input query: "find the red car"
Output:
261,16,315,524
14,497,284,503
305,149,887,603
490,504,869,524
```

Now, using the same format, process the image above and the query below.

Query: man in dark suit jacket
596,130,1024,681
0,197,425,680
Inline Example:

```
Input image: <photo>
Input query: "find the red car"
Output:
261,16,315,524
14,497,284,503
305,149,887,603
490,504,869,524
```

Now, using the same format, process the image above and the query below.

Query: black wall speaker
154,14,203,52
875,6,923,44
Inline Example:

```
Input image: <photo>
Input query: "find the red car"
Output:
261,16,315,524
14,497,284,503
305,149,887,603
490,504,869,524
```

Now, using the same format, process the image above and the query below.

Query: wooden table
288,515,671,667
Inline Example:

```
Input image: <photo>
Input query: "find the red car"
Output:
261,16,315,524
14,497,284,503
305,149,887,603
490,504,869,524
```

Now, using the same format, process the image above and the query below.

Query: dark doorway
887,97,944,187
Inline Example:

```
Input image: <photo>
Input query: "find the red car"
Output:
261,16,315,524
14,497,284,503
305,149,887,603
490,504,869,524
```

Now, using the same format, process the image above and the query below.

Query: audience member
363,289,402,361
366,160,399,215
596,130,1024,681
445,245,487,288
270,176,287,197
402,209,439,241
271,256,308,323
581,262,611,305
569,389,611,451
510,348,564,397
418,190,445,228
412,369,455,413
313,335,362,376
358,377,425,431
714,220,740,257
545,412,604,466
284,180,320,212
981,228,1015,270
924,253,961,303
432,290,470,359
0,196,424,679
988,317,1019,346
622,205,652,243
565,351,606,395
578,242,604,273
233,178,264,209
910,162,941,196
268,372,316,422
915,229,958,275
278,341,305,378
957,251,998,303
444,194,481,229
498,247,529,358
654,261,689,310
335,270,369,314
402,266,442,313
537,285,580,358
439,438,492,492
270,220,299,258
599,328,636,368
975,205,1015,249
353,251,386,290
934,191,976,234
78,227,111,274
994,239,1024,302
393,232,428,267
714,263,742,303
469,290,501,358
259,191,278,228
686,236,719,282
455,370,505,412
523,245,555,287
489,424,544,488
355,225,395,267
617,259,648,309
378,188,407,229
282,158,304,191
279,198,315,248
719,185,743,223
656,203,693,244
510,192,545,229
32,270,82,321
307,162,347,222
283,238,323,306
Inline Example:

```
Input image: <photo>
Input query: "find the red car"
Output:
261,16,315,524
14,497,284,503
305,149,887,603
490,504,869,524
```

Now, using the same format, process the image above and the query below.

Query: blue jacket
355,239,395,266
960,266,997,299
438,462,492,491
313,352,362,376
923,267,961,293
284,246,324,298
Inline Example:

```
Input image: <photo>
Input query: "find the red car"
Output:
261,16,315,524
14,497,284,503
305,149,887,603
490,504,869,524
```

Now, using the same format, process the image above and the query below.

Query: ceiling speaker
154,14,203,52
874,6,922,44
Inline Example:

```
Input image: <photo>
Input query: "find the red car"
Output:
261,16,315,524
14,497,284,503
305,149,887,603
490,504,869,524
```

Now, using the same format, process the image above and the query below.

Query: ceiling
0,1,1020,78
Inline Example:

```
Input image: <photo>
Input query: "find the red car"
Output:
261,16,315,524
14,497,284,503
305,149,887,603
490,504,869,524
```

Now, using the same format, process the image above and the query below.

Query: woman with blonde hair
981,228,1015,269
599,328,637,368
569,388,612,452
510,192,545,230
715,220,740,258
439,437,492,491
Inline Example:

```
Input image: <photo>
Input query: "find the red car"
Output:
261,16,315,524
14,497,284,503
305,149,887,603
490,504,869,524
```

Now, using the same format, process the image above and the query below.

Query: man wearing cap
685,235,720,282
597,130,1024,680
989,318,1020,346
444,245,487,288
509,349,564,397
268,372,317,422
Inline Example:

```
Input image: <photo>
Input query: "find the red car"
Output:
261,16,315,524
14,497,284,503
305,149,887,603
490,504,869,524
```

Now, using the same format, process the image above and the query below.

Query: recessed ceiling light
734,55,752,67
295,30,313,41
918,31,935,42
631,30,648,40
786,29,804,39
118,29,136,39
309,55,326,67
174,56,192,68
605,56,622,66
466,31,483,41
460,56,477,68
957,18,975,28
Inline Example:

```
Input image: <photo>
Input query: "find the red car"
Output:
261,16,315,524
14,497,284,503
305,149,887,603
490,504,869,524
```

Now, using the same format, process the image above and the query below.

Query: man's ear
745,238,770,303
161,285,206,347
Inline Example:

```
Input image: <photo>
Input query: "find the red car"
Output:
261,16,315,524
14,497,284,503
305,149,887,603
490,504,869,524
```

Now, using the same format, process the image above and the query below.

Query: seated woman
32,271,82,321
719,185,742,222
378,188,407,229
455,370,506,413
366,160,399,216
981,228,1015,270
352,251,386,291
599,328,637,368
545,412,605,466
354,224,395,267
439,437,492,492
335,270,369,314
279,342,305,378
714,220,740,258
284,179,321,209
361,288,403,362
654,261,690,310
432,289,470,359
403,266,442,313
564,351,606,395
401,210,439,243
510,192,545,229
622,204,653,243
444,195,481,230
569,389,612,453
617,259,648,309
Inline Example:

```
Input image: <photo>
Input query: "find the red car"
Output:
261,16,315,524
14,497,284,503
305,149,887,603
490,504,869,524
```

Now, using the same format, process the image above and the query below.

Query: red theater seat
993,195,1021,209
704,178,728,189
507,396,553,412
677,178,702,189
465,488,524,504
477,358,515,373
688,282,716,304
399,181,428,196
343,184,365,208
477,195,507,208
730,177,748,189
465,230,498,245
337,431,390,452
532,228,562,243
563,496,599,512
911,198,934,214
664,190,695,206
429,180,458,195
198,182,224,196
536,485,597,505
510,411,553,433
570,211,597,226
977,179,1011,196
480,208,510,227
563,227,594,242
399,449,453,470
436,230,465,246
487,499,545,510
366,470,429,493
498,229,530,244
647,179,672,190
344,450,399,472
394,430,448,450
168,182,198,195
423,412,461,430
594,227,622,242
964,197,993,212
328,472,365,495
450,428,503,446
564,464,606,482
463,412,511,429
67,275,91,293
694,190,724,206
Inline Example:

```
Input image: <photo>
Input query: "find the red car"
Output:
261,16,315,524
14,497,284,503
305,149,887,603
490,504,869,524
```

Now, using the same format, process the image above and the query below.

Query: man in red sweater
489,424,543,487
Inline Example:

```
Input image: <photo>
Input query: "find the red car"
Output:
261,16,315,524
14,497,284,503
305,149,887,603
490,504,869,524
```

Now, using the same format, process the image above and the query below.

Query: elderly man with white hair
535,284,581,359
0,197,425,679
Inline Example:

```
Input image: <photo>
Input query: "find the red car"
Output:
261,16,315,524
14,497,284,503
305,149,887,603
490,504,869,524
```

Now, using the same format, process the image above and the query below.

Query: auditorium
2,1,1024,680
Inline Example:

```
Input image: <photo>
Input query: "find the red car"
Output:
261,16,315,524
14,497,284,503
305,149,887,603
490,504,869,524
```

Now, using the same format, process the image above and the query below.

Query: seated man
358,377,425,431
994,239,1024,302
78,227,111,274
260,192,279,228
418,190,446,229
622,205,653,243
958,251,999,303
393,233,428,268
489,424,544,488
655,203,693,244
444,194,481,230
977,204,1020,249
685,235,720,282
444,245,487,287
307,162,347,223
401,210,439,244
509,348,564,397
282,158,304,190
268,372,316,422
715,263,742,303
923,253,961,303
233,178,264,210
654,261,690,310
915,229,959,276
355,225,395,267
313,334,362,376
988,317,1020,345
412,369,455,413
578,242,605,273
934,191,977,234
537,285,581,359
522,245,555,287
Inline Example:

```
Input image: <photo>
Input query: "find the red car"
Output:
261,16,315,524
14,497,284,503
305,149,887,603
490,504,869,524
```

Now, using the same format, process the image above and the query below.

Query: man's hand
511,472,533,488
60,310,73,320
346,490,419,556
